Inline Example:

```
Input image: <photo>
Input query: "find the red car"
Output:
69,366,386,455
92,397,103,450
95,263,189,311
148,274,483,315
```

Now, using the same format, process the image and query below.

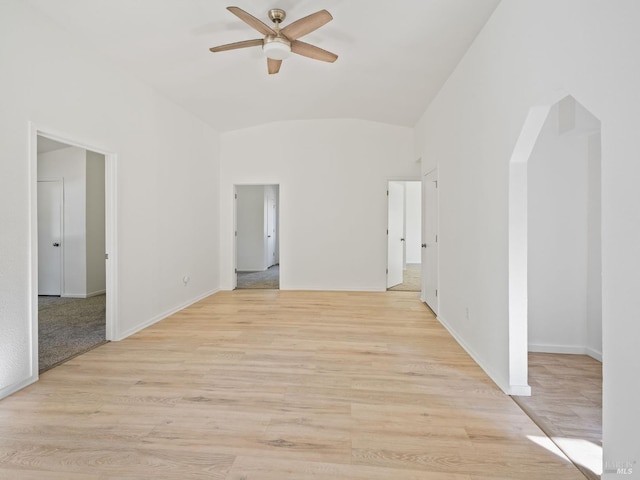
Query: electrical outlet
465,307,470,321
183,275,190,286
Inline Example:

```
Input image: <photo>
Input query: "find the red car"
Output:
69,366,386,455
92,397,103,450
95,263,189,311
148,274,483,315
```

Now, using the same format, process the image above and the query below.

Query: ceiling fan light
263,38,291,60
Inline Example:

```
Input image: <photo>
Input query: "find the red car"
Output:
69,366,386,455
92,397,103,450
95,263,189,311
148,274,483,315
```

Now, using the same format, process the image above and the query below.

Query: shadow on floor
512,353,602,480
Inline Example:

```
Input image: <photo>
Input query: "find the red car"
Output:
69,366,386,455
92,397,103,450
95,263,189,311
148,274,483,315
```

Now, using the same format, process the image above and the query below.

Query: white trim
587,347,603,362
104,152,117,341
237,267,269,273
421,169,439,314
0,375,38,400
28,124,39,387
529,344,603,362
61,290,106,299
507,105,551,394
386,177,421,291
284,286,387,292
233,183,280,291
438,314,531,396
114,289,220,341
29,122,118,376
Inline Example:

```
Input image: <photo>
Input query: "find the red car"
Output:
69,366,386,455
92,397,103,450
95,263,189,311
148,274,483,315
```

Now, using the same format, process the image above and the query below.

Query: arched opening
509,95,602,477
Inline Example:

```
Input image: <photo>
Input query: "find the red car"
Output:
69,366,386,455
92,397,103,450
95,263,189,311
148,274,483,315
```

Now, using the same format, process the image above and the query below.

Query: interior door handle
400,238,405,242
53,243,60,247
421,243,427,248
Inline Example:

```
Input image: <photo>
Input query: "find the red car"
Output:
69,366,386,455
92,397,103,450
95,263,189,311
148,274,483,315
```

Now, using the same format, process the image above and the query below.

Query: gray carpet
237,265,280,289
38,294,107,373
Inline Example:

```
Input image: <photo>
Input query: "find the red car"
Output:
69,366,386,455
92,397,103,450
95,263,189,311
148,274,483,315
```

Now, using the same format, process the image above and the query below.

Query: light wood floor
513,353,602,479
0,291,585,479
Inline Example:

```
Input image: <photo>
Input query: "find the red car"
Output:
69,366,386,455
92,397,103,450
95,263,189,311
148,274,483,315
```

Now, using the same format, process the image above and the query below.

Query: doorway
234,184,280,289
387,180,422,292
35,133,113,373
508,96,602,477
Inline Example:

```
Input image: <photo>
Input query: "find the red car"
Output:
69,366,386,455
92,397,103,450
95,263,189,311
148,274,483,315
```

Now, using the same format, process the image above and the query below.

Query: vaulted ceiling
26,0,500,132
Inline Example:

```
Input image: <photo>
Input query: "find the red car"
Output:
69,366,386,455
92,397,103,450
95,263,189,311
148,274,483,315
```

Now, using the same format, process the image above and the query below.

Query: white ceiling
26,0,500,132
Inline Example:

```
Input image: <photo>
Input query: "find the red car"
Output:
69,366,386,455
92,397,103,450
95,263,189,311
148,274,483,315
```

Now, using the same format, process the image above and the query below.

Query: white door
233,187,238,289
387,181,405,288
422,170,439,312
266,188,277,267
38,180,63,295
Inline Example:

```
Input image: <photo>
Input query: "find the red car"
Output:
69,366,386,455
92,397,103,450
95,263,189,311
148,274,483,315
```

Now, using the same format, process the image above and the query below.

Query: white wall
86,150,106,296
220,119,418,291
405,181,422,264
528,99,601,358
586,133,602,359
414,0,640,473
38,146,87,297
236,185,267,271
528,102,589,352
0,0,220,398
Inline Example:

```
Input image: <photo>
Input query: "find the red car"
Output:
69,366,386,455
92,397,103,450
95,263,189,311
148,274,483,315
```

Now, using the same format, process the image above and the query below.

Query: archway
508,94,602,391
508,95,602,477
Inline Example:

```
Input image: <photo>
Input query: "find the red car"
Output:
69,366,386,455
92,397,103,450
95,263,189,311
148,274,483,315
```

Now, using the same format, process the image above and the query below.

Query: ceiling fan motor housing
268,9,286,24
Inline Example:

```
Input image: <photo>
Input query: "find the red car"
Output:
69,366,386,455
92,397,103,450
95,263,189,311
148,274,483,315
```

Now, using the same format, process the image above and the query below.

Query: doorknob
53,243,60,247
421,243,427,248
400,238,405,242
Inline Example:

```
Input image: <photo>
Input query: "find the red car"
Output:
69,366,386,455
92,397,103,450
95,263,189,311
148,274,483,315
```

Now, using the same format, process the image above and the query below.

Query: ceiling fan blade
227,6,276,36
267,58,282,75
209,38,263,53
291,40,338,63
281,10,333,40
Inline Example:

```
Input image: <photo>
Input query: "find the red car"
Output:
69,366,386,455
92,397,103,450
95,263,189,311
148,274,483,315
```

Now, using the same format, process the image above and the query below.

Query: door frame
37,178,64,296
386,181,405,289
386,177,421,290
422,168,439,313
29,122,118,381
233,183,280,289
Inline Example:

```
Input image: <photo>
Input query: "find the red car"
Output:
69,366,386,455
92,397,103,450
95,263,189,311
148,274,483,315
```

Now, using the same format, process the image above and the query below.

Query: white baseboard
237,266,269,272
283,286,387,292
114,288,220,341
0,374,38,400
61,290,105,298
586,347,603,362
529,343,602,362
437,314,531,396
86,289,106,298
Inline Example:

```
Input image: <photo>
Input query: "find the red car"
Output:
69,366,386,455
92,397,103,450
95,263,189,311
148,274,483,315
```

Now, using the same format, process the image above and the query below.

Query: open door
387,181,404,288
37,180,63,296
266,186,277,268
422,169,439,313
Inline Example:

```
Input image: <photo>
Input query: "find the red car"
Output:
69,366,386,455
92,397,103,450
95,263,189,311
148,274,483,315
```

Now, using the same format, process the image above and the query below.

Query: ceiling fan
209,6,338,74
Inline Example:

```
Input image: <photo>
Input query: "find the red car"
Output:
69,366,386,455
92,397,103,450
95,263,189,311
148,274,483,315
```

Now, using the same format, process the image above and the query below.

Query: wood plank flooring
0,291,585,479
513,353,602,479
